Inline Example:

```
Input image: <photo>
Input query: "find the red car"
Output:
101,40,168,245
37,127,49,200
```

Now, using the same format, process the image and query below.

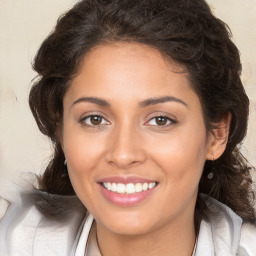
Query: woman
0,0,255,255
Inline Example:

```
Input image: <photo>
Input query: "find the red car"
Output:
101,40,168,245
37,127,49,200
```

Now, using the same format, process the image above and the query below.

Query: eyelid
83,115,110,124
144,112,177,126
79,111,110,120
79,112,111,127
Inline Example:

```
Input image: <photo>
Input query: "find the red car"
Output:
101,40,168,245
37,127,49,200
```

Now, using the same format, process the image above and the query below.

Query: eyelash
145,115,177,127
80,115,110,127
80,114,177,128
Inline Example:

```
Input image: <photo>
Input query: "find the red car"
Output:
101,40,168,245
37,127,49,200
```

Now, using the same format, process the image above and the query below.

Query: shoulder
238,222,256,256
0,196,9,221
198,194,256,256
0,189,87,256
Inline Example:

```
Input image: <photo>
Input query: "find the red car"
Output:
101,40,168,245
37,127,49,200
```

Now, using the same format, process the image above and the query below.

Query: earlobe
206,113,232,160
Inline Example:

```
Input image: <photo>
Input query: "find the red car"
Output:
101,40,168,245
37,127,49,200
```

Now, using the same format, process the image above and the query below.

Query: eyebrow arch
72,97,110,107
139,96,188,108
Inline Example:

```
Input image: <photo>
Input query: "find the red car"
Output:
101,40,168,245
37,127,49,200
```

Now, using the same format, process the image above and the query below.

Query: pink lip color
98,176,158,207
99,185,156,206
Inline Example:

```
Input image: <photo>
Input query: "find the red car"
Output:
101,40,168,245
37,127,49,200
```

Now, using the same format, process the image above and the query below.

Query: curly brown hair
29,0,255,223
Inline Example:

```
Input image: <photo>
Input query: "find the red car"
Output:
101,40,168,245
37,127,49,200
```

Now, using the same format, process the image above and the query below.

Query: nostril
105,155,143,169
104,133,146,168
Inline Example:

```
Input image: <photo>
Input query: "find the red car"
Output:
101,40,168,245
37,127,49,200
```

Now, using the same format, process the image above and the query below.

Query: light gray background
0,0,255,185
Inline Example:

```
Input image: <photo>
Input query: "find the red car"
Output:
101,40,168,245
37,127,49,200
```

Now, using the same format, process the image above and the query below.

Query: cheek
62,125,106,178
62,129,107,207
147,125,208,181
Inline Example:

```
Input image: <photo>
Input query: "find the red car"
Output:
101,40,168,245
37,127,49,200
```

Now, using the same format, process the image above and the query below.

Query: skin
60,43,230,256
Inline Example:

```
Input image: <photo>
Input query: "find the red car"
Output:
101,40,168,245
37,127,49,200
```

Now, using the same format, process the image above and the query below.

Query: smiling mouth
100,182,158,194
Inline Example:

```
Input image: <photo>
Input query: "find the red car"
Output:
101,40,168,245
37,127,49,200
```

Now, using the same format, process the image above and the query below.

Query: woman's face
61,43,214,236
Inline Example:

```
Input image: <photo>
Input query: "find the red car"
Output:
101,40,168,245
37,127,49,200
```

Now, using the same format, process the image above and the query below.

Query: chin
96,209,162,236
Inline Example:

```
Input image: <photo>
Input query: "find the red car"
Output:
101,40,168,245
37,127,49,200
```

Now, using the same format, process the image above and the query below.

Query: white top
0,191,256,256
80,219,197,256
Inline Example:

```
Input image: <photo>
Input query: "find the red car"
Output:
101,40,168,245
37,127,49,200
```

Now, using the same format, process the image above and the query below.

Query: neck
96,213,196,256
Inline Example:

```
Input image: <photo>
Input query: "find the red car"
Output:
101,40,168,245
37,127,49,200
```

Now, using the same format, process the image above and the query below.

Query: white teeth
103,182,157,194
126,183,135,194
117,183,126,194
142,183,148,191
111,183,117,192
107,182,111,191
135,183,143,192
149,182,155,189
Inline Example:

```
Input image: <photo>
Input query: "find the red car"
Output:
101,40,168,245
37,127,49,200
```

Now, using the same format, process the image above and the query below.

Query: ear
206,113,232,160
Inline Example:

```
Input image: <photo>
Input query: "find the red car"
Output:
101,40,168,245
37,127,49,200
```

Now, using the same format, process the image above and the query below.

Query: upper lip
97,175,157,184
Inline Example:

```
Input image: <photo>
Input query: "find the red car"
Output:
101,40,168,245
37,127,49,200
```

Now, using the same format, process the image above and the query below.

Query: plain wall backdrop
0,0,256,187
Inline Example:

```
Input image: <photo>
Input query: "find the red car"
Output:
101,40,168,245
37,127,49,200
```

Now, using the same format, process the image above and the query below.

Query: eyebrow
72,95,187,108
139,96,188,108
72,97,110,107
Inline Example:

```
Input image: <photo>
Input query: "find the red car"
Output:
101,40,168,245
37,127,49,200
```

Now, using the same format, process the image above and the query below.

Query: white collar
74,214,94,256
74,195,242,256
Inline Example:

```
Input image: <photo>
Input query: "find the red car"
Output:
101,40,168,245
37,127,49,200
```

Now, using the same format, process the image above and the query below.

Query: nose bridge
106,120,145,168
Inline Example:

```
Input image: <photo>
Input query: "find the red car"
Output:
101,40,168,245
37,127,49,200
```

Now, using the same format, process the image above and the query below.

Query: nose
105,124,146,169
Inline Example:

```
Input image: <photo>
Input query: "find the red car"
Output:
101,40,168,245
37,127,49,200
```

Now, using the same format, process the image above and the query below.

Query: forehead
65,42,201,111
81,42,187,78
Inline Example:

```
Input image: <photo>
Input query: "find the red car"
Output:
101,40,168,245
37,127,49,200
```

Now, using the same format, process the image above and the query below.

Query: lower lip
99,185,157,207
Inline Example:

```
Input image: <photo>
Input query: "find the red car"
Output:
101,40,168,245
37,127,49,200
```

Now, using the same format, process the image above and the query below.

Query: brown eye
155,116,168,125
81,115,109,126
147,116,175,127
90,116,102,125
